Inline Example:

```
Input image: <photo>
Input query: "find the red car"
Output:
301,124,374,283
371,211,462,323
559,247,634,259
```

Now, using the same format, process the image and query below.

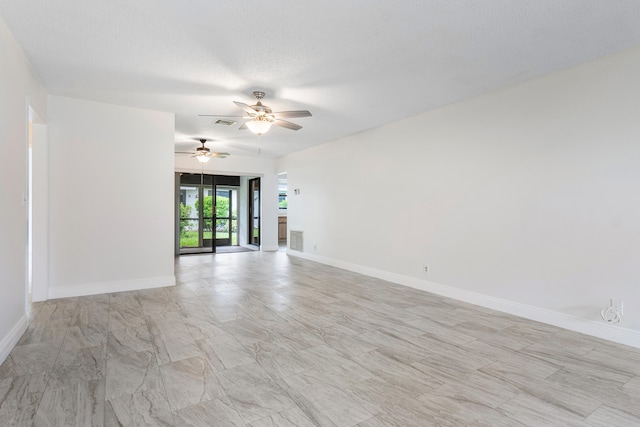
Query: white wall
175,154,279,251
280,46,640,347
48,96,175,298
0,17,46,363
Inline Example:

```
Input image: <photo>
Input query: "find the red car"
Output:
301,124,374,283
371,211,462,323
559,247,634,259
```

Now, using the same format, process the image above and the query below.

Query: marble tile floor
1,251,640,426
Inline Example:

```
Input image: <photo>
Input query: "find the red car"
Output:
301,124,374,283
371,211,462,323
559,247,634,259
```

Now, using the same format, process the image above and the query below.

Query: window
279,193,287,209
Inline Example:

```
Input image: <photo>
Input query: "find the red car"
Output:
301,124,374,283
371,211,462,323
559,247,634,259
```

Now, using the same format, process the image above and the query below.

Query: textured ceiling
2,1,640,158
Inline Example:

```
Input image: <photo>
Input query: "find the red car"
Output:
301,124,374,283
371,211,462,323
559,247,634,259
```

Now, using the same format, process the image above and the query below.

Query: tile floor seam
142,301,176,418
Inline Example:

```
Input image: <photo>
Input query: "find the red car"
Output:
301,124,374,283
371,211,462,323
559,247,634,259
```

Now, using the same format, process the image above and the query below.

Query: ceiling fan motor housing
197,139,210,153
250,91,272,116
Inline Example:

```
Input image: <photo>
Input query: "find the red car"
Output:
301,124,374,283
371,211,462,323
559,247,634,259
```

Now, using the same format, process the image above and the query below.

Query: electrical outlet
601,298,624,323
313,243,317,250
423,265,429,274
610,299,624,314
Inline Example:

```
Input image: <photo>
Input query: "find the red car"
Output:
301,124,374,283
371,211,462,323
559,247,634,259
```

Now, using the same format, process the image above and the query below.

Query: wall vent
290,230,303,252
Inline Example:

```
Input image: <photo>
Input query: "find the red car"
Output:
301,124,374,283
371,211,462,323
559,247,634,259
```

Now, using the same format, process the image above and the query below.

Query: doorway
278,173,288,248
214,186,238,247
178,173,214,254
29,106,48,302
177,173,242,255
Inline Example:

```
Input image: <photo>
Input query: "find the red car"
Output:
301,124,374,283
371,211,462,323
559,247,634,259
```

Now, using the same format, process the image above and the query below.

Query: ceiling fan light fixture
196,153,210,163
246,117,273,135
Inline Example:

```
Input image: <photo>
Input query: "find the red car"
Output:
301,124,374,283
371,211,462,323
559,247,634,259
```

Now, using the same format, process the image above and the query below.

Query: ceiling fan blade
273,110,312,119
210,152,230,158
233,101,258,116
273,119,302,131
238,123,248,130
175,151,194,154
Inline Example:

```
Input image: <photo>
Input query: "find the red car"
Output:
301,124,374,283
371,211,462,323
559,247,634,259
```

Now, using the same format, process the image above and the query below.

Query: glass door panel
215,188,231,247
179,185,199,249
230,188,238,246
249,178,260,246
178,174,214,254
202,183,214,250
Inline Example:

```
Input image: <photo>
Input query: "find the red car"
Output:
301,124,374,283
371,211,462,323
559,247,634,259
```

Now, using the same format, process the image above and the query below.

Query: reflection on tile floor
1,251,639,426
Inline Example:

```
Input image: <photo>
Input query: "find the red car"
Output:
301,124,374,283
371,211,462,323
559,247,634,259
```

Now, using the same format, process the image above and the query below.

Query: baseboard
261,245,280,252
0,315,28,365
48,275,176,299
287,250,640,349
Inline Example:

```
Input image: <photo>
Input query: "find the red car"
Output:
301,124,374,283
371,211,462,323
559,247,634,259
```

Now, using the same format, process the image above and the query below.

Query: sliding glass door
177,173,241,254
178,173,214,254
214,187,238,247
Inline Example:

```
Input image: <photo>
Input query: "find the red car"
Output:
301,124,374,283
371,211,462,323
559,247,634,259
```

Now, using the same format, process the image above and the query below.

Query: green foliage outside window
195,196,236,233
179,203,192,237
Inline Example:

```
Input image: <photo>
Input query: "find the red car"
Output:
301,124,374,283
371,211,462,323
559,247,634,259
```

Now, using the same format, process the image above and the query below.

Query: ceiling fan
175,139,230,163
200,91,312,135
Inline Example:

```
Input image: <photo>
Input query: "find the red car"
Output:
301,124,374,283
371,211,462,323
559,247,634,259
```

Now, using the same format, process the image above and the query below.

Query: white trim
287,250,640,349
48,275,175,299
261,245,280,252
0,315,28,365
30,122,49,303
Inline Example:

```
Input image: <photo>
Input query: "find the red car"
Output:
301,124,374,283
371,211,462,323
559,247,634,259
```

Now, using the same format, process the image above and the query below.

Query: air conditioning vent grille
214,119,237,126
290,230,303,252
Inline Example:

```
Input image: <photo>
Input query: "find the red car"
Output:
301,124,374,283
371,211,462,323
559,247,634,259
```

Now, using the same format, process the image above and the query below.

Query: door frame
177,173,215,255
214,185,239,247
176,173,242,254
248,177,260,246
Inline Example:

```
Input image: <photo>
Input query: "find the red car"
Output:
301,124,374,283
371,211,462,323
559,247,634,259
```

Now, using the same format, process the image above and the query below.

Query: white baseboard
48,275,176,299
0,315,28,365
287,250,640,349
261,245,280,252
